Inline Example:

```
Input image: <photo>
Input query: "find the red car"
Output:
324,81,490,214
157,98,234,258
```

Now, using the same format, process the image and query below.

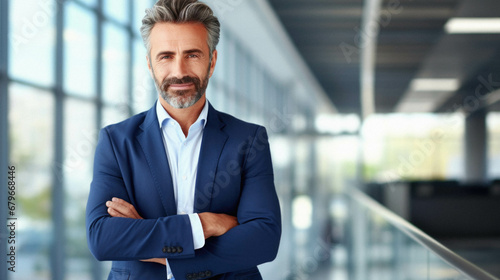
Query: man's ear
209,50,218,78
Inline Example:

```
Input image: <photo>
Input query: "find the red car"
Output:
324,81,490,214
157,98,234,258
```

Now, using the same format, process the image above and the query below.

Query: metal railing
349,187,499,280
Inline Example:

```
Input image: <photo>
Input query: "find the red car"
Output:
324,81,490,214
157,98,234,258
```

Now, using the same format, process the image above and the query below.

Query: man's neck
159,95,206,137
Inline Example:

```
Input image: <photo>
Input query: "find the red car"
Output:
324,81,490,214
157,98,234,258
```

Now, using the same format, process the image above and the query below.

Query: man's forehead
150,22,208,51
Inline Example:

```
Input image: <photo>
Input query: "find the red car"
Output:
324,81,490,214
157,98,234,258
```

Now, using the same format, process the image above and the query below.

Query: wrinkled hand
198,212,239,239
106,197,165,266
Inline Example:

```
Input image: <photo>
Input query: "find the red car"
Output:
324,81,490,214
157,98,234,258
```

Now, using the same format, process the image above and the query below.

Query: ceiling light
445,18,500,34
410,78,460,92
292,196,312,230
315,114,360,134
396,100,437,113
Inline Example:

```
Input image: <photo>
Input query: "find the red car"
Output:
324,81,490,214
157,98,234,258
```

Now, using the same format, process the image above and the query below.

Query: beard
153,68,210,109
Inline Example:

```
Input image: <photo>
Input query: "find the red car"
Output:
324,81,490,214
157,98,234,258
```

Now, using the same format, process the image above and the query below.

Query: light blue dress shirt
156,100,208,279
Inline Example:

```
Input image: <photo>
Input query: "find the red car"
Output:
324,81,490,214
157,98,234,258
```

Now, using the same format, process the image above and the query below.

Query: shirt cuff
188,213,205,250
166,261,173,279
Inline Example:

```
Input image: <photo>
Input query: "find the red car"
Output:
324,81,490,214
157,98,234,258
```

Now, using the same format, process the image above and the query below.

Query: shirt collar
156,99,209,129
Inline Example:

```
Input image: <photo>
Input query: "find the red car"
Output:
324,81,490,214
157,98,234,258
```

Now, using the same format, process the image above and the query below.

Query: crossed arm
87,126,281,276
105,197,238,265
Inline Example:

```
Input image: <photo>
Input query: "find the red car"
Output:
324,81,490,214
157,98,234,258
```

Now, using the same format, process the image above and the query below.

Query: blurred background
1,0,500,279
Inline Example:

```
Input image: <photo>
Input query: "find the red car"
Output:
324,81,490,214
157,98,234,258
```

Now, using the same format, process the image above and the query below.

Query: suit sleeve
169,127,282,278
86,128,196,261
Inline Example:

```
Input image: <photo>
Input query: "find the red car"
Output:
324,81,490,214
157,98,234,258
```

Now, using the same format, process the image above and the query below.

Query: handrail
349,187,499,280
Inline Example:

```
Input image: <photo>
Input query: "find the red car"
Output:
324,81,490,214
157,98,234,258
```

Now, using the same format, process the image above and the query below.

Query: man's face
147,22,217,109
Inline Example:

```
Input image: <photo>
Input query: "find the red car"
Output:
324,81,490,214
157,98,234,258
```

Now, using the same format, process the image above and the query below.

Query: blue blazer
86,102,281,280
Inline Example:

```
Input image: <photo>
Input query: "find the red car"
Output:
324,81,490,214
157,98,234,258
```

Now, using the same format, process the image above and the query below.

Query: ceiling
267,0,500,115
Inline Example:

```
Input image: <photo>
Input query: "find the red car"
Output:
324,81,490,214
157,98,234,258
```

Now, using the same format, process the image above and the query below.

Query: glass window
362,114,464,181
77,0,96,8
209,31,226,110
488,112,500,179
9,0,55,86
102,105,130,128
214,31,227,82
206,78,219,108
132,39,155,113
222,35,238,116
9,83,54,280
103,23,128,105
64,98,96,279
253,64,265,126
235,49,247,121
64,2,97,97
133,0,153,34
225,35,237,98
105,0,130,25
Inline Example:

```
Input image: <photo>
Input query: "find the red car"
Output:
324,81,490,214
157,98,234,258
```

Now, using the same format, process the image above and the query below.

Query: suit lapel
136,104,177,216
194,104,228,213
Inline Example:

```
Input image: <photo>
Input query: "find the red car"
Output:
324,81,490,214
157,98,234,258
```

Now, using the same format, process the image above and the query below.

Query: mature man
85,0,281,279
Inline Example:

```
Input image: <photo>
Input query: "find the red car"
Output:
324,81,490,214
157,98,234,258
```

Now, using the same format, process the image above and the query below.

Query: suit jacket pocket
107,268,130,280
234,267,262,280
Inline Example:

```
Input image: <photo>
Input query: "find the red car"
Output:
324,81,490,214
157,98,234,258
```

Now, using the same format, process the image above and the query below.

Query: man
85,0,281,279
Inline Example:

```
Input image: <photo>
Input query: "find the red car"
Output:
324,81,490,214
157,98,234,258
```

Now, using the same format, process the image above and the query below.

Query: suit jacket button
186,273,193,280
171,247,177,253
167,247,173,253
176,246,183,253
162,246,168,253
205,270,212,277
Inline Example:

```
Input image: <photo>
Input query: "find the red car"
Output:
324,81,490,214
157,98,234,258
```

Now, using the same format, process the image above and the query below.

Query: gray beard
156,84,204,109
151,58,212,109
153,70,210,109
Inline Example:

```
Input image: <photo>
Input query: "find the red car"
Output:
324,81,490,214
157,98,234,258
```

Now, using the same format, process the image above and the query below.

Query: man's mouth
169,83,194,90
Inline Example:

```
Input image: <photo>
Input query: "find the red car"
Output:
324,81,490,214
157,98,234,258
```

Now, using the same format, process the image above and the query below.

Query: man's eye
161,56,172,60
188,54,199,58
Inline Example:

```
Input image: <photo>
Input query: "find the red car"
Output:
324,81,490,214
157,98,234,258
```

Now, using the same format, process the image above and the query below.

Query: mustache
160,76,201,91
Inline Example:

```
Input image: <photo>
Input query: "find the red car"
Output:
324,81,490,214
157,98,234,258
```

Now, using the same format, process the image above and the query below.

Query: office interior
1,0,500,279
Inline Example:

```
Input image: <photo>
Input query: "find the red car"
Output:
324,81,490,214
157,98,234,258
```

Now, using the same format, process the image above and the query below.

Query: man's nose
171,58,188,78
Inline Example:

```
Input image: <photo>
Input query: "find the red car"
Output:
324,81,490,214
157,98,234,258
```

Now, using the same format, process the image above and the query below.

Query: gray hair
141,0,220,59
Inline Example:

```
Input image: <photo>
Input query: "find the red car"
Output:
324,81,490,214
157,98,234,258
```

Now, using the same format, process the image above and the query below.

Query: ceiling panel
268,0,500,114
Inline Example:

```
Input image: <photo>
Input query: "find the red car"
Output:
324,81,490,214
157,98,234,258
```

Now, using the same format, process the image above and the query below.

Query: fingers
199,212,239,239
141,258,166,265
199,212,215,239
106,197,143,219
214,213,238,236
107,207,128,218
220,213,238,225
223,214,239,229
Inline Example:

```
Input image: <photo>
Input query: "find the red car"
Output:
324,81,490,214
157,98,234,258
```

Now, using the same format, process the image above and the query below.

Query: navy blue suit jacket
86,102,281,280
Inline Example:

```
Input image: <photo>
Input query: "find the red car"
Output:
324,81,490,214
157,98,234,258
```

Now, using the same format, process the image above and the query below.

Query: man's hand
106,197,143,219
106,198,239,263
198,212,238,239
106,197,165,265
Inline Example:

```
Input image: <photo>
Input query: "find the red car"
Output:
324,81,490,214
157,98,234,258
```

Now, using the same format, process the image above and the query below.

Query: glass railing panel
428,251,471,280
367,216,395,279
349,188,499,280
404,235,429,280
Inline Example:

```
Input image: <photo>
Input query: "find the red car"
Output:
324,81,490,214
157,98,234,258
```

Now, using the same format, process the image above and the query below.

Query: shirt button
182,175,187,180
